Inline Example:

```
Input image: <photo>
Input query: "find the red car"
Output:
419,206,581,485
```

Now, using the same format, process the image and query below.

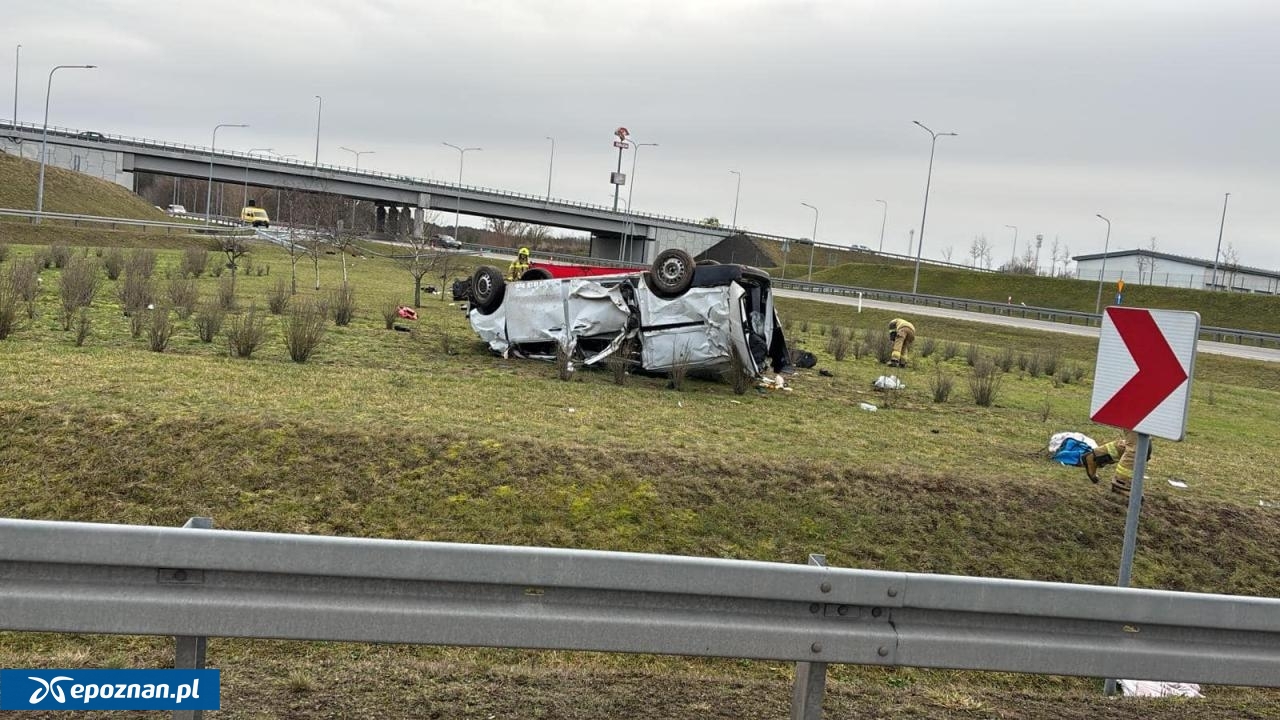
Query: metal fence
0,207,246,233
1,517,1279,719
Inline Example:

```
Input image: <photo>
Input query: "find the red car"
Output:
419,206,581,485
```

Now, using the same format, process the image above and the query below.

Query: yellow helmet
519,247,530,257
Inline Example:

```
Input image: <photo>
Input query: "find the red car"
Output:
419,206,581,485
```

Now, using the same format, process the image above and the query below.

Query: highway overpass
2,120,776,264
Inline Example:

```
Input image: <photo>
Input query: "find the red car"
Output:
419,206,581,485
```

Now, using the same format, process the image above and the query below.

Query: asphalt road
775,288,1280,364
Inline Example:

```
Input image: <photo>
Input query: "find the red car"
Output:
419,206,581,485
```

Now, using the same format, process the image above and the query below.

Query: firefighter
508,247,531,280
887,318,915,368
1082,429,1150,497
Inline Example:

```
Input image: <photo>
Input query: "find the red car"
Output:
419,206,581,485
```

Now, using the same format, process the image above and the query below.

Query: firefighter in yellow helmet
887,318,915,368
508,247,531,281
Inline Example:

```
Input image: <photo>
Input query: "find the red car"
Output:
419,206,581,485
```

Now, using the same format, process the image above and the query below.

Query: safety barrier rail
0,207,247,233
1,517,1278,720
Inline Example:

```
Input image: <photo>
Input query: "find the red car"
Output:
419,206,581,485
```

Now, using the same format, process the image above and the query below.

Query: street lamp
1093,213,1112,315
875,199,887,253
1004,224,1018,265
1210,192,1231,291
801,202,819,280
910,120,957,295
12,44,19,127
443,142,481,245
339,146,374,170
243,147,273,210
544,136,555,202
35,64,96,221
206,122,248,224
729,170,742,228
623,141,657,261
313,95,322,167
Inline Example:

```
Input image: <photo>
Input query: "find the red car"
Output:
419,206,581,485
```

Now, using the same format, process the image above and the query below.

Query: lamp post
312,95,322,167
12,44,18,127
267,152,295,224
1004,224,1018,264
1210,192,1231,291
623,141,657,261
339,146,374,231
1093,213,1112,315
729,170,742,229
242,148,273,211
205,122,248,224
544,136,555,201
443,142,481,245
910,120,957,295
35,64,96,221
801,202,819,280
875,199,887,252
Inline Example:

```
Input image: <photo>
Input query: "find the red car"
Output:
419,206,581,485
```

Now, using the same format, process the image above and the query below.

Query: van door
728,283,761,377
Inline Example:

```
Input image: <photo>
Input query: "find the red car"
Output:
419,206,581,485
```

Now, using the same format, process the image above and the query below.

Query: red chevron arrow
1092,308,1188,429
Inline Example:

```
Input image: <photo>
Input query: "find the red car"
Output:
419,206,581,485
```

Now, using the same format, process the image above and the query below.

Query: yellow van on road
241,206,271,228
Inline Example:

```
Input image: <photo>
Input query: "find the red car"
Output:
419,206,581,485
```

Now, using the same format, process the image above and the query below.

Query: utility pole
730,170,742,228
875,199,887,253
910,120,958,295
1210,192,1231,291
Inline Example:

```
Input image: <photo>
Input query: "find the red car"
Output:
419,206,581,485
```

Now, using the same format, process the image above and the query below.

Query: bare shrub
146,307,175,353
0,269,19,340
1043,349,1061,377
727,343,751,396
102,247,125,280
929,367,954,403
995,346,1015,373
556,342,574,381
210,263,224,278
964,343,980,367
942,340,959,361
266,278,291,315
1016,353,1029,372
850,329,866,360
330,285,356,326
782,316,796,334
667,344,691,391
1072,364,1087,383
193,302,225,343
226,305,266,358
438,330,455,356
1039,393,1052,422
217,275,237,311
866,327,893,364
118,272,153,316
969,357,1003,407
74,308,90,346
608,338,634,387
34,248,52,270
1027,353,1043,378
380,299,400,330
826,326,852,361
282,299,327,363
799,318,810,334
919,336,937,358
1055,364,1075,386
59,257,99,330
49,243,72,269
166,275,199,318
180,246,210,278
0,243,8,264
129,310,146,338
126,248,157,279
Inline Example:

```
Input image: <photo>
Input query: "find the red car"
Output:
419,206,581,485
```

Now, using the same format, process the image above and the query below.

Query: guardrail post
174,516,212,720
790,553,828,720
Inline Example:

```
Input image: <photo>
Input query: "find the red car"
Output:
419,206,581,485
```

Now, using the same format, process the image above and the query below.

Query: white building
1073,249,1280,295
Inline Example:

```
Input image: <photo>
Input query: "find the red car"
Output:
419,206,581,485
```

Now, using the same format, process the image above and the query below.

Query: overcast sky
6,0,1279,271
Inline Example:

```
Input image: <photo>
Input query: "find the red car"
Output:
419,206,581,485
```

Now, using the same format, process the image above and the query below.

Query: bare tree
969,235,991,269
1049,236,1061,276
1223,243,1241,290
1136,254,1150,284
1147,237,1159,281
218,236,251,296
486,218,527,245
941,245,954,263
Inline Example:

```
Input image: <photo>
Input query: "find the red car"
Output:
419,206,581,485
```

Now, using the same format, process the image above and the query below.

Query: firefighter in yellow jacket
1082,429,1149,497
508,247,531,280
888,318,915,368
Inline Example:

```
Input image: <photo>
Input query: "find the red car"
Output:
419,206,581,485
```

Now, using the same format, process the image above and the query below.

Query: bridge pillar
413,207,425,239
386,205,401,237
398,206,412,236
375,205,387,233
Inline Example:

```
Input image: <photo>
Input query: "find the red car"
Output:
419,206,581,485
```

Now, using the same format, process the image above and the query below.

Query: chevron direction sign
1090,307,1200,441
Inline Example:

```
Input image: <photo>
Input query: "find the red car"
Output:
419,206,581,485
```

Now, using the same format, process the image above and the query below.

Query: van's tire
470,266,506,314
648,248,695,298
520,267,553,281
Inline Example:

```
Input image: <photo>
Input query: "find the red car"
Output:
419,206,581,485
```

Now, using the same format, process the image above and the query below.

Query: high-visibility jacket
509,256,530,280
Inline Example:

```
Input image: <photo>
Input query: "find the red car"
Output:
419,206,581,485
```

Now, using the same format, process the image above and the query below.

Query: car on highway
76,131,106,141
433,234,462,249
240,206,271,228
166,204,187,214
463,248,792,380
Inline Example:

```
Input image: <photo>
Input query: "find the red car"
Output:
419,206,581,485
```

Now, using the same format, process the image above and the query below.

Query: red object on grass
528,261,638,279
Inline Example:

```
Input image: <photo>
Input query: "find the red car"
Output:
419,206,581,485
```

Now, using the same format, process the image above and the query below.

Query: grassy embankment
1,226,1278,718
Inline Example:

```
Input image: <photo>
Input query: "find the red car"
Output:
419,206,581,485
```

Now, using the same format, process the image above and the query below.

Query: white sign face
1089,307,1199,441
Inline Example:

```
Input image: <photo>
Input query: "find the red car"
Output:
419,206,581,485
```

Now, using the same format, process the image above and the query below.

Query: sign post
1089,306,1199,695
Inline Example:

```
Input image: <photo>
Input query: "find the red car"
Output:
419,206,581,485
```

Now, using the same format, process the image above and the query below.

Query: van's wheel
520,267,553,281
649,248,695,298
470,266,506,314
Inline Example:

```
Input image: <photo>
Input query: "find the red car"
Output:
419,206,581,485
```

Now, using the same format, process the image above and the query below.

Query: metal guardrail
1,517,1278,720
774,277,1280,349
0,207,246,233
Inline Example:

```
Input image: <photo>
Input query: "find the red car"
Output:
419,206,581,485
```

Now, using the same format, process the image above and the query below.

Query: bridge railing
0,207,247,233
1,516,1278,720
